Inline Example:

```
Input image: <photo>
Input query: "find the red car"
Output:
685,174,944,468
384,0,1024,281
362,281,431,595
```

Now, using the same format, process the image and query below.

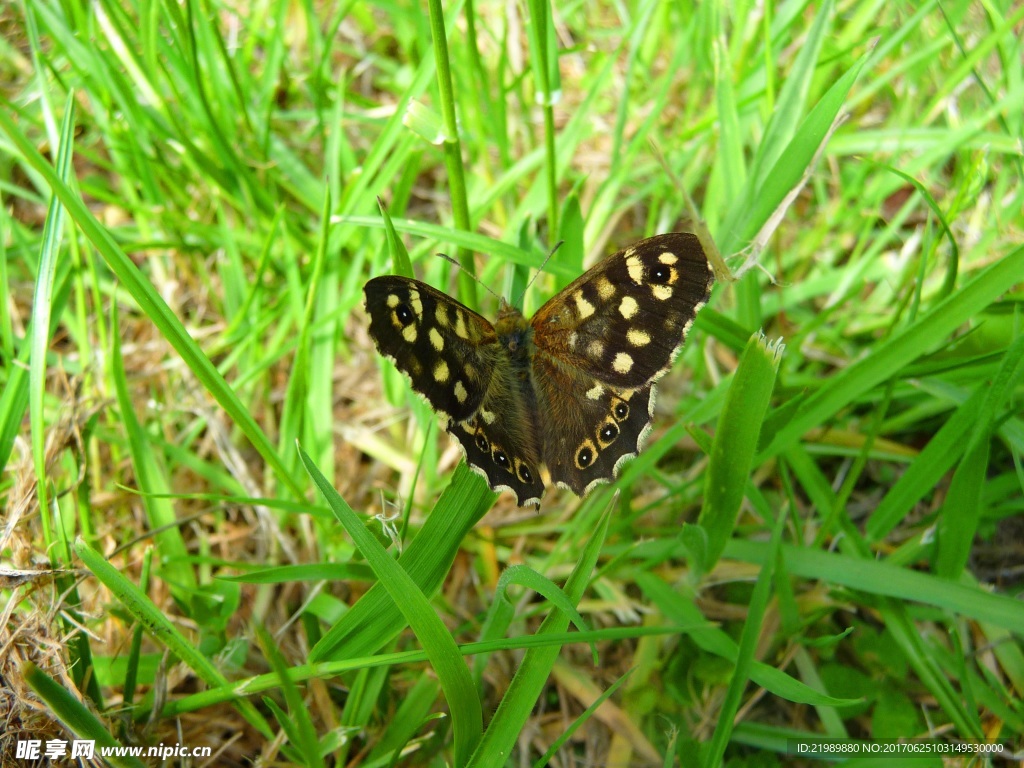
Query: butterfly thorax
494,300,535,370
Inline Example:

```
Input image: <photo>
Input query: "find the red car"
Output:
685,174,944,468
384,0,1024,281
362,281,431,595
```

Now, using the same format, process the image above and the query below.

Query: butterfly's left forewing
364,276,496,422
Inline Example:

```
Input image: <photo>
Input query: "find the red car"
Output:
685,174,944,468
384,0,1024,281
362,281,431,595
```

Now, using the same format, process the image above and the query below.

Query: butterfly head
494,300,533,358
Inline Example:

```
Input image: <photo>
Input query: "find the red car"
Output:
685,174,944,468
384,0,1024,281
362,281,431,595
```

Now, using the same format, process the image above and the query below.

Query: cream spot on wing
402,324,417,342
651,284,673,301
429,327,444,351
627,328,651,346
436,304,449,327
626,254,644,284
574,290,596,319
619,296,639,319
596,275,615,300
454,310,469,339
658,251,679,265
586,384,603,400
480,409,496,424
612,352,634,373
539,464,553,486
568,332,578,349
587,339,605,359
433,360,449,382
408,287,423,315
464,362,476,381
454,380,468,403
387,293,400,308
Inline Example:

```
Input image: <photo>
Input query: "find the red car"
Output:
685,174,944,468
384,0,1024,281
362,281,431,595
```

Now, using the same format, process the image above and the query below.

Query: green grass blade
720,41,874,254
256,626,327,768
935,331,1024,576
703,505,788,767
300,445,483,765
727,540,1024,634
636,574,860,708
698,332,784,573
310,463,494,662
468,499,613,767
864,384,985,541
29,91,75,558
759,245,1024,461
425,0,475,305
494,564,595,663
110,299,196,596
746,0,834,193
0,104,303,499
73,538,274,738
22,663,147,768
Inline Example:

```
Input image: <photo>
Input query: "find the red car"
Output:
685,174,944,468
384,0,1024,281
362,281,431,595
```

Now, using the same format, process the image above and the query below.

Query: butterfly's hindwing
364,276,496,422
531,233,712,390
448,367,545,506
532,348,656,494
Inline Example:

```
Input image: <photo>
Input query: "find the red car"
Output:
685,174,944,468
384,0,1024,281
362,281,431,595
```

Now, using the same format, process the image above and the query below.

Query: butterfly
363,233,713,507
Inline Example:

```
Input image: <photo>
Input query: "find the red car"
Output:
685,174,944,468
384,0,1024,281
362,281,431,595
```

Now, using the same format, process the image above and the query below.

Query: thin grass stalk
425,0,476,306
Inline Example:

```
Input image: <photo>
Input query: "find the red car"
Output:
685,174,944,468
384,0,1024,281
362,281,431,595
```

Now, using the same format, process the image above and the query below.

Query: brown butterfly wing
446,363,546,507
529,233,712,493
529,354,656,495
531,233,712,388
364,276,544,506
364,276,496,422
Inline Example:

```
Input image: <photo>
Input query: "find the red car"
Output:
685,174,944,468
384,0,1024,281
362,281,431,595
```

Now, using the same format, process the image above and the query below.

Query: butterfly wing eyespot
532,376,657,496
450,390,545,507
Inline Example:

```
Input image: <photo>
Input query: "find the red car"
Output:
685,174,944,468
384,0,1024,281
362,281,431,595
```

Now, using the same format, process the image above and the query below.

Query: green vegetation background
1,0,1022,766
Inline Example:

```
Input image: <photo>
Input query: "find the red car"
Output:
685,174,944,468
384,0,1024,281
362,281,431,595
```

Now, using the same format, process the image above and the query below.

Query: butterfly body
364,233,713,507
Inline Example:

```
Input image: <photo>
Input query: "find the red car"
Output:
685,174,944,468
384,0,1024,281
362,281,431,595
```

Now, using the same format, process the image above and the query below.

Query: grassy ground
2,0,1023,766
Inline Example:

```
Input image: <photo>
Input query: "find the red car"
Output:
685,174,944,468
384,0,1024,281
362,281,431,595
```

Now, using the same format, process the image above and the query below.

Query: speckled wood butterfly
364,232,713,507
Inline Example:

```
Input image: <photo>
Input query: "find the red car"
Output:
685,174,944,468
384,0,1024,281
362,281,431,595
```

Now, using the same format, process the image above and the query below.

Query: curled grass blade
698,332,784,574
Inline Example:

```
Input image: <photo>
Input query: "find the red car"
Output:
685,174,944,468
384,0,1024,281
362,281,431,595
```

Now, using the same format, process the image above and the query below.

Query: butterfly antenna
514,240,563,308
436,252,502,303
